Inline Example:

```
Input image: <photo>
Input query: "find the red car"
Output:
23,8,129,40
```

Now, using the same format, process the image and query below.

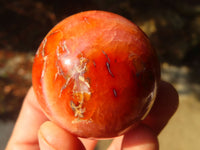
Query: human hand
6,81,178,150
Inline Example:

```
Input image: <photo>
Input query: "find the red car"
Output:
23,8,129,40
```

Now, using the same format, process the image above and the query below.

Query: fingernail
38,129,55,150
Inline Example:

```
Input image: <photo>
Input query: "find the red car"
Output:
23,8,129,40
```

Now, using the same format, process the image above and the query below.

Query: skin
6,80,178,150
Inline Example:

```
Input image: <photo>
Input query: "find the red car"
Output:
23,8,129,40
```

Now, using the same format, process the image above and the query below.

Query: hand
6,81,178,150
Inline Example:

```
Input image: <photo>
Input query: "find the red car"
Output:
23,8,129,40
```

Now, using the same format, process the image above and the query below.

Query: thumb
38,121,85,150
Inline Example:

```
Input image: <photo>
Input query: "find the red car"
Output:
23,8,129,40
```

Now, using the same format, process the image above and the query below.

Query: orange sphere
32,10,160,138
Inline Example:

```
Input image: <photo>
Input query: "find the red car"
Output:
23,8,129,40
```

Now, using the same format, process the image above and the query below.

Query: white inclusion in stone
64,58,72,66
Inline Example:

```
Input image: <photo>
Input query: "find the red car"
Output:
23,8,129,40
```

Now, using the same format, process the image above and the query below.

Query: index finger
142,80,179,134
6,87,97,150
6,87,48,150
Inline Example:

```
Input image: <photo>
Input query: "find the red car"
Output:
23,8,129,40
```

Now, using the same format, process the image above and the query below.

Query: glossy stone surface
32,10,160,138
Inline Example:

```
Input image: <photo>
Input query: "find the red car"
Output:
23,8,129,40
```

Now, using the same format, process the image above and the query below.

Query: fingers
6,87,95,150
6,80,178,150
6,87,48,150
122,125,158,150
108,80,178,150
38,121,85,150
142,81,179,134
107,125,158,150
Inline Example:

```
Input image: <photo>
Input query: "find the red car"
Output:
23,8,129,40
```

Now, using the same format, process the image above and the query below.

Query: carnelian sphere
32,10,160,138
